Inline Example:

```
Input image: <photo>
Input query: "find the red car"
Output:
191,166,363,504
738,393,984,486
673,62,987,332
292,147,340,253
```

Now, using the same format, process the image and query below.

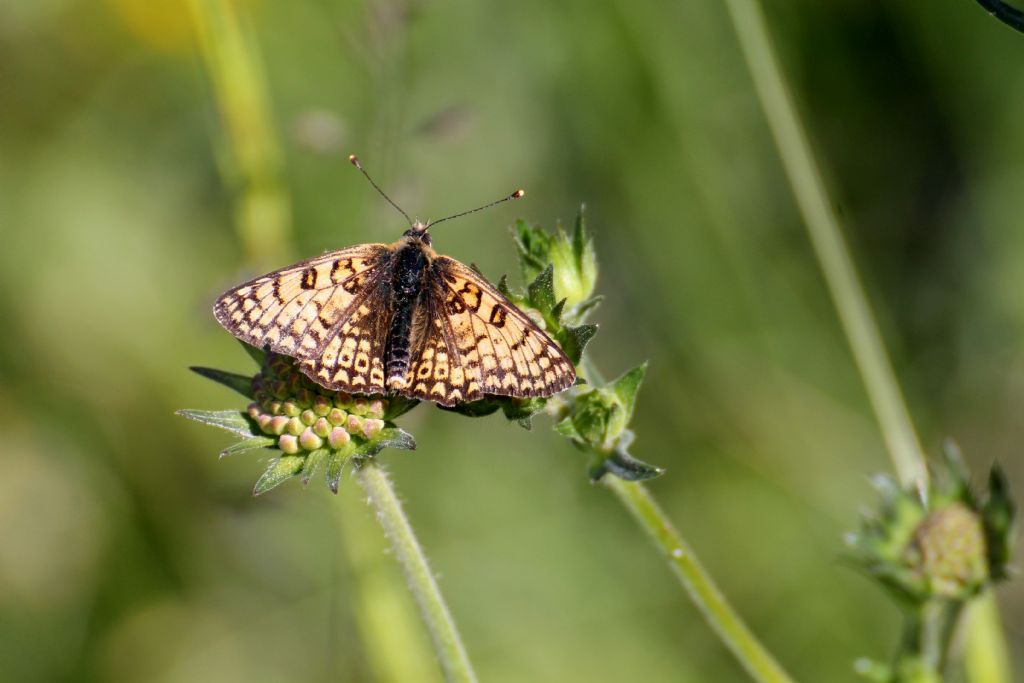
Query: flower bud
256,414,274,433
351,398,369,416
328,427,351,449
346,414,363,435
300,409,317,426
362,418,385,439
268,415,290,436
286,416,305,436
328,408,347,426
313,395,332,416
333,392,352,408
313,417,331,438
282,400,301,417
366,399,385,419
268,400,283,415
299,428,323,451
906,502,988,598
247,402,261,419
278,434,300,454
295,388,314,408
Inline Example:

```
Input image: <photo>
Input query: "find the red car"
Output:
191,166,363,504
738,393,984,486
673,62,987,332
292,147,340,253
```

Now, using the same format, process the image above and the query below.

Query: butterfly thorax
385,234,436,389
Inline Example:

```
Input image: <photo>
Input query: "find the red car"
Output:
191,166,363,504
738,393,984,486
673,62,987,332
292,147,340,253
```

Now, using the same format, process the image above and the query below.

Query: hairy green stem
604,477,797,683
723,0,928,493
355,461,478,683
721,0,1010,679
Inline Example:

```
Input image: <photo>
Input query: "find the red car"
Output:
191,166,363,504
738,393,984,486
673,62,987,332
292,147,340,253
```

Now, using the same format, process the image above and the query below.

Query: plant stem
604,477,797,683
722,0,928,493
354,460,479,683
721,1,1011,680
189,0,292,268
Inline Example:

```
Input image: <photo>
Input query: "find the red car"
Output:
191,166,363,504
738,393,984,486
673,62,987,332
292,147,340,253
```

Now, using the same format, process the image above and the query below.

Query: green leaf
253,455,306,495
590,446,664,482
439,400,502,418
555,416,582,441
383,396,420,420
527,264,557,317
357,427,417,457
500,397,548,429
325,451,348,493
568,295,603,324
301,448,330,486
177,409,256,438
189,366,255,399
609,363,647,424
514,220,553,283
240,340,267,367
559,323,598,365
219,436,276,458
982,463,1016,579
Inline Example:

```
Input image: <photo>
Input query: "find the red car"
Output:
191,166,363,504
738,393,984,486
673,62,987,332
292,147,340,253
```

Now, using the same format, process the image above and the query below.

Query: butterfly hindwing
399,256,575,406
297,275,394,394
214,243,390,359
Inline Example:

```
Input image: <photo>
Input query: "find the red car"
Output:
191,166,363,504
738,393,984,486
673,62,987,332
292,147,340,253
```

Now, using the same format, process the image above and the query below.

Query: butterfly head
404,220,434,247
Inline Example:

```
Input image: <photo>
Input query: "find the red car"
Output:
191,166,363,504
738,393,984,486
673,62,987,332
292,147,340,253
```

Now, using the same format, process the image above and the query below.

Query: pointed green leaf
177,409,256,438
383,397,420,420
220,436,276,458
253,455,306,495
501,396,547,428
590,448,664,482
240,340,267,367
609,363,647,424
357,427,417,458
555,416,582,441
568,295,603,324
301,448,330,486
439,400,501,418
982,463,1016,579
497,274,514,299
325,451,348,493
189,366,255,399
560,323,598,365
527,264,557,314
514,220,553,282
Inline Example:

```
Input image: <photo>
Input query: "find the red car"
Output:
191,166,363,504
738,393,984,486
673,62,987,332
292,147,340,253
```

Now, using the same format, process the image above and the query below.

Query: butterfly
213,156,576,408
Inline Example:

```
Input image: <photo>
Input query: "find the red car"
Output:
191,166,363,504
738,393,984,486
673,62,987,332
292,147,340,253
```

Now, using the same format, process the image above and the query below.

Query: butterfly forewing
214,243,390,358
398,256,575,406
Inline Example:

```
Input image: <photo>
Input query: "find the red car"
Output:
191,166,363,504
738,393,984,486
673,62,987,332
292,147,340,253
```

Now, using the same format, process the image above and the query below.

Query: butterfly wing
214,243,392,359
296,273,394,394
398,256,576,406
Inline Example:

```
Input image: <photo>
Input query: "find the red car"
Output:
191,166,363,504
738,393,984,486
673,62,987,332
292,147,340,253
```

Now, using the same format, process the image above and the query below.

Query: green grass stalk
189,0,292,267
721,0,1010,679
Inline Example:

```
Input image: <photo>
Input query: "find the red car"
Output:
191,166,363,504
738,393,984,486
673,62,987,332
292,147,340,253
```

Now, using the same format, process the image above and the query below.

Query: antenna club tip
513,189,525,198
348,154,360,167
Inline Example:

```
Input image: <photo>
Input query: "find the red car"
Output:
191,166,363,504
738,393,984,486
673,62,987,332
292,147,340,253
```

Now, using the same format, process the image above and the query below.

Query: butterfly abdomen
385,243,431,389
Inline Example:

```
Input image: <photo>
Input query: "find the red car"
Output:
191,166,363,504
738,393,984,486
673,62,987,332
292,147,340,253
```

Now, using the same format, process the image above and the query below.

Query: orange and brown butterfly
214,156,576,407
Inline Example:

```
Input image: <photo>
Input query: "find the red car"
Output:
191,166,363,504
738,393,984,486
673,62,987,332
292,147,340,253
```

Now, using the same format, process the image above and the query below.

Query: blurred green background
1,0,1021,681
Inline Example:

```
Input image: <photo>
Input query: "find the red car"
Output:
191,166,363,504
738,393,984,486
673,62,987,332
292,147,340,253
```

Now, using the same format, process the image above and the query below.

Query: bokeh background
1,1,1022,681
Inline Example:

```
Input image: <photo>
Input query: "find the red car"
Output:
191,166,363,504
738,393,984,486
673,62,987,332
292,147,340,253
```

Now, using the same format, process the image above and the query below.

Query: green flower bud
312,417,331,438
300,409,317,426
294,388,315,408
346,414,363,435
268,415,290,436
286,416,304,436
366,399,385,419
514,211,597,312
247,403,261,420
333,392,352,409
281,400,301,417
351,398,369,416
278,433,300,454
906,502,988,598
313,394,332,416
362,418,385,439
256,413,274,433
328,426,351,449
269,380,288,400
268,400,283,415
328,408,347,426
299,428,323,451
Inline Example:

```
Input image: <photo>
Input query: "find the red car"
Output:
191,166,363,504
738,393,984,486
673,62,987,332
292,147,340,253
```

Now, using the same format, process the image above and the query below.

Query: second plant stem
355,460,478,683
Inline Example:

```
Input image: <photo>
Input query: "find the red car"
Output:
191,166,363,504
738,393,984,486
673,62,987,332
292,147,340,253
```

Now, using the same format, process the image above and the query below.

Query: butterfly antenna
349,154,413,226
426,189,526,229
